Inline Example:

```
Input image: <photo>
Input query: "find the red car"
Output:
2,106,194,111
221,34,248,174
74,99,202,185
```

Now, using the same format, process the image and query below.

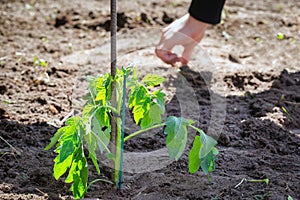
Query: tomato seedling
45,66,219,199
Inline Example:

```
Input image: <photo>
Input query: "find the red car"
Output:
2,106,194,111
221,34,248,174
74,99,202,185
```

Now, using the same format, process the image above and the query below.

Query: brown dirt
1,0,300,199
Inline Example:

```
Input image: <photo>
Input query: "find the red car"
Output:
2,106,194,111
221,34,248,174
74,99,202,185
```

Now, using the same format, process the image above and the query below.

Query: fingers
155,27,198,66
155,24,181,66
155,38,197,66
155,48,181,66
155,13,206,66
181,43,197,65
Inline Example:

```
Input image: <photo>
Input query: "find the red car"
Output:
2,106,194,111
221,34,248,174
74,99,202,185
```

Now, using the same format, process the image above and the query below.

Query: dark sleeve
188,0,226,25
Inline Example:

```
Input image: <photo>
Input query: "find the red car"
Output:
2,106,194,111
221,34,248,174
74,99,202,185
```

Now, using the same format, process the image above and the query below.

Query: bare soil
1,0,300,199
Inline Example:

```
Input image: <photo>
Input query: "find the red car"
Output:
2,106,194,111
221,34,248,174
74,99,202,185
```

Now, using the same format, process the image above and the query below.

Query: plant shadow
0,67,300,199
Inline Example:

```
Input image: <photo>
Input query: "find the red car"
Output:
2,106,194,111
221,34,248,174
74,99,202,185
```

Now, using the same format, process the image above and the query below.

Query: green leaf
72,173,86,199
83,132,100,175
129,84,165,126
164,116,189,161
131,95,151,124
140,103,163,129
86,77,98,102
89,129,110,154
39,59,47,67
95,88,106,104
95,107,110,128
99,128,111,152
65,158,76,183
132,103,145,124
152,89,166,113
91,114,110,153
83,107,110,155
50,117,82,181
70,147,88,199
87,74,111,105
188,135,201,174
89,152,100,175
78,156,88,185
44,126,66,150
188,130,218,174
103,75,112,100
199,133,217,159
127,66,138,88
200,151,215,175
60,139,75,162
212,147,219,155
288,195,294,200
33,56,38,65
65,116,81,125
129,85,148,109
54,152,74,180
82,104,94,118
142,74,165,88
91,112,102,134
277,32,285,40
58,119,82,143
186,119,195,125
71,173,80,198
186,127,218,174
122,65,133,76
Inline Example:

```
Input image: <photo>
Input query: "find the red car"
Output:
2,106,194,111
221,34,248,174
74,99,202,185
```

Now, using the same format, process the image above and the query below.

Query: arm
189,0,226,25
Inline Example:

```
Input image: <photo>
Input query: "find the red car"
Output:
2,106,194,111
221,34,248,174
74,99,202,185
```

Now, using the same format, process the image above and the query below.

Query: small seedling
33,56,47,68
46,66,219,199
288,37,296,43
277,32,285,40
288,195,294,200
33,56,50,83
41,37,49,43
248,178,269,185
3,100,13,104
255,37,263,44
281,106,292,119
235,178,269,188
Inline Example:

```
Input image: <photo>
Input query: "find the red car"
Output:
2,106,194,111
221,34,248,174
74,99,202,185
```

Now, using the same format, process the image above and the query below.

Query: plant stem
86,178,114,191
114,117,122,188
248,178,269,185
105,105,119,115
124,123,165,142
110,83,117,183
84,179,114,200
188,124,205,135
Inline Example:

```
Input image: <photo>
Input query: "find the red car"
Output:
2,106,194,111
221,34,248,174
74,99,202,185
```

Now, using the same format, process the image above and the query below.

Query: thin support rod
111,0,117,77
110,0,117,184
119,73,126,189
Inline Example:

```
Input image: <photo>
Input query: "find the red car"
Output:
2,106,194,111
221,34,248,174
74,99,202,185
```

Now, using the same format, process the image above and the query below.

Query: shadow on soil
0,69,299,199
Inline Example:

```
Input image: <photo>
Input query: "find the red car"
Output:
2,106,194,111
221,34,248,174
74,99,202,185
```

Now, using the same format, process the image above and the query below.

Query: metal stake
110,0,117,186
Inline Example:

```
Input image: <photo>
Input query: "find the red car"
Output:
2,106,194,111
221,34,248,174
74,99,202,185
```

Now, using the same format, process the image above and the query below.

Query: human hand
155,14,209,66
